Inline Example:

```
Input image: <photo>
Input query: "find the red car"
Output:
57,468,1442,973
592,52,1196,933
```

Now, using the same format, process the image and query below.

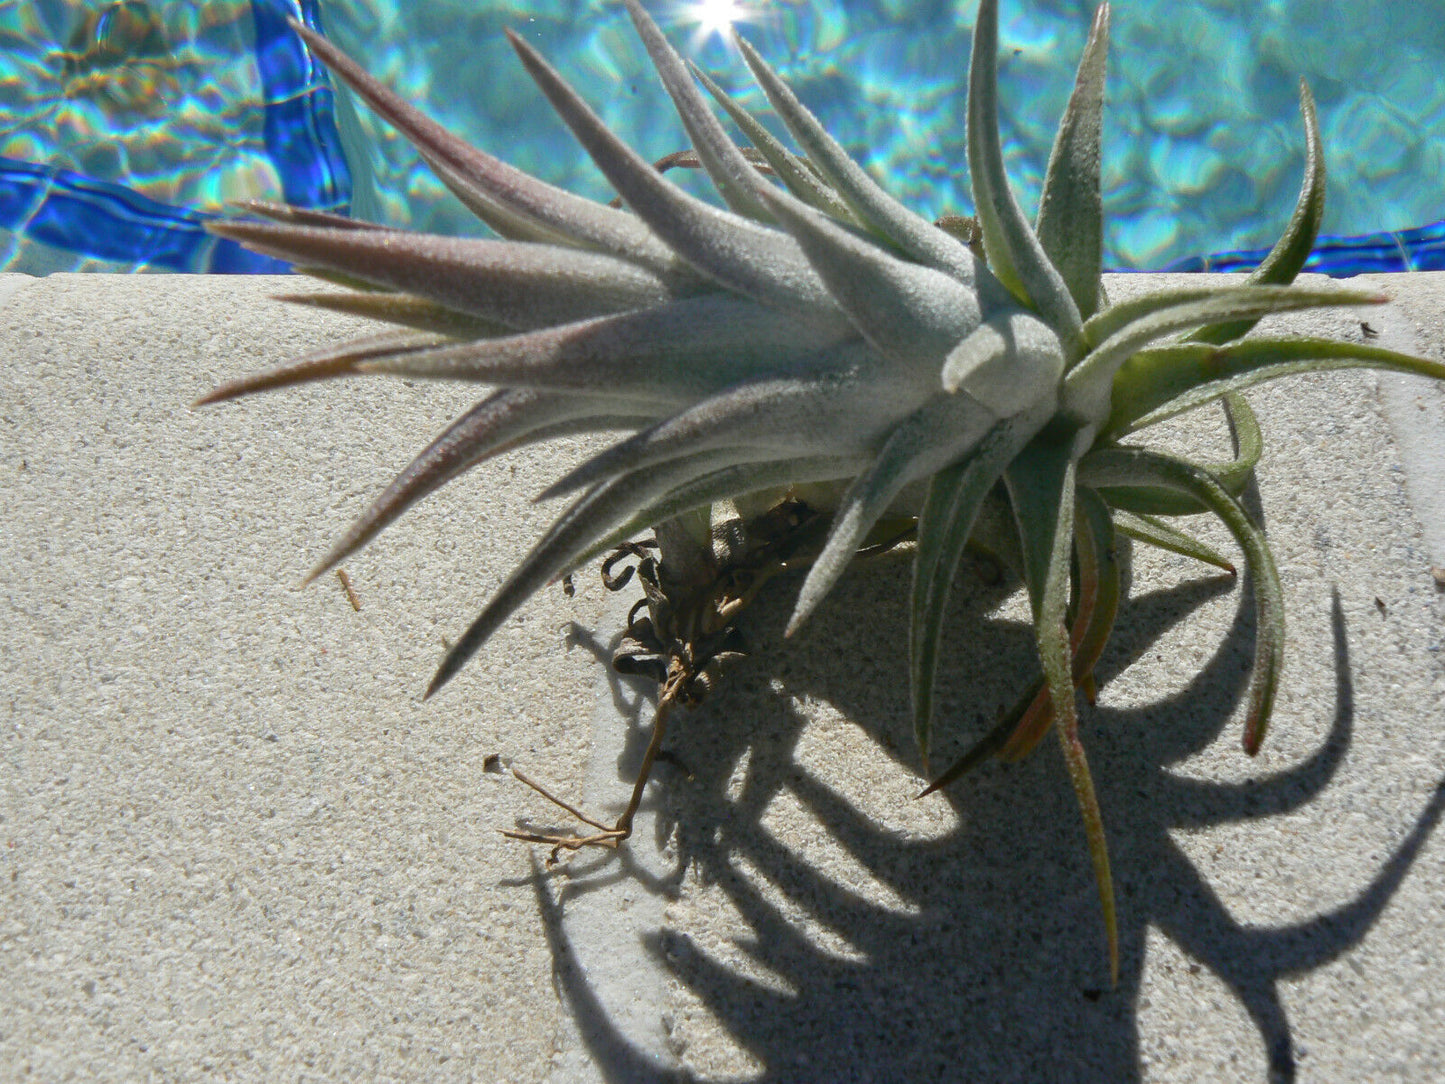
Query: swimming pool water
0,0,347,271
3,1,1444,275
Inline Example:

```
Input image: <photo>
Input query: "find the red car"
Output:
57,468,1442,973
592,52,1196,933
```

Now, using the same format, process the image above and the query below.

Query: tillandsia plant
201,0,1445,982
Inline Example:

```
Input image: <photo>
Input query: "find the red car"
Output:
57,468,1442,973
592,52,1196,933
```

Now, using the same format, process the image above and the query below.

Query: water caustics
0,0,1442,275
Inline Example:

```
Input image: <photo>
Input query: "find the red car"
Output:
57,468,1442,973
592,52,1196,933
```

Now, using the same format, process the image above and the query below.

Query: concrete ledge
2,272,1442,1081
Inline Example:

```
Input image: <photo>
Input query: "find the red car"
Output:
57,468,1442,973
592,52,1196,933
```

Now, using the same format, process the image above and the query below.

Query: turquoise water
0,0,345,271
3,1,1445,273
1,1,274,270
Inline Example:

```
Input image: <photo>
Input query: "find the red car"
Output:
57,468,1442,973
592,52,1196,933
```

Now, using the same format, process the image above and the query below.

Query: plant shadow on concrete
529,559,1445,1083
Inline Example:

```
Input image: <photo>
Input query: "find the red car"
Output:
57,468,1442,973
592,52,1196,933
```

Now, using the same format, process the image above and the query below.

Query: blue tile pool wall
2,1,1444,275
0,0,346,272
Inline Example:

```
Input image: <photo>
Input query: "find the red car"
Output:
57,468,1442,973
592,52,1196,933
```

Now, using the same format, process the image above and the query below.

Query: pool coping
2,271,1443,1081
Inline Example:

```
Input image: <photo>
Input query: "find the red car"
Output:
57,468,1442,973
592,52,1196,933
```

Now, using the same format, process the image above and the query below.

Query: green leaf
688,61,858,223
788,393,996,637
1005,434,1117,983
1191,80,1324,345
1002,425,1078,624
918,717,1012,796
1035,1,1110,321
1106,337,1445,436
1050,628,1119,986
1064,284,1385,421
1079,284,1379,354
999,484,1123,761
909,420,1030,762
1111,509,1235,573
1214,391,1263,495
1096,391,1262,518
1079,448,1285,753
921,482,1119,791
966,0,1084,351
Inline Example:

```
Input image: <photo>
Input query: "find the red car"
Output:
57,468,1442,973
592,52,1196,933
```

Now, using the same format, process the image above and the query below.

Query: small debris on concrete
336,568,361,611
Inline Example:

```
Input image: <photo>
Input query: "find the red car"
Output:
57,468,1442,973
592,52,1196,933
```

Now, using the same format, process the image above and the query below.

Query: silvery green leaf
288,20,697,281
426,448,747,697
786,392,998,635
1043,481,1118,985
537,346,925,500
910,419,1032,760
1004,426,1117,981
1192,80,1324,345
354,295,848,404
940,310,1065,417
760,185,983,372
207,221,679,329
995,483,1123,763
1107,338,1445,435
1035,2,1110,321
307,390,657,583
967,0,1084,351
622,0,775,222
733,35,980,282
505,29,840,322
1100,391,1262,516
689,62,857,222
1078,447,1284,754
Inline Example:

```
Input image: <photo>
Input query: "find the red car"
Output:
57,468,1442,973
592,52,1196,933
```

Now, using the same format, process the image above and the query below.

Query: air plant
201,0,1445,983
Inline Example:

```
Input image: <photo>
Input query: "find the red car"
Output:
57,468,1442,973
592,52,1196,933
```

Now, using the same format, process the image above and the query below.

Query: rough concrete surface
1,272,1443,1082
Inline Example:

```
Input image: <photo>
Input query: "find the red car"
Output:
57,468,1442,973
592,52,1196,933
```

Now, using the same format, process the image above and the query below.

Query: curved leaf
689,62,857,222
1111,509,1234,572
1078,448,1284,753
1035,2,1110,321
967,0,1084,351
1095,391,1262,517
1064,284,1385,420
1191,80,1324,345
1106,337,1445,436
910,419,1034,760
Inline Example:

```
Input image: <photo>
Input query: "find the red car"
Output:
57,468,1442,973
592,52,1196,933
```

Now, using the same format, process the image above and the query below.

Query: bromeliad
200,0,1445,982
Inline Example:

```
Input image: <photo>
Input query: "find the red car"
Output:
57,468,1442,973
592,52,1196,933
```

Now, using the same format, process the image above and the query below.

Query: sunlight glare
688,0,747,41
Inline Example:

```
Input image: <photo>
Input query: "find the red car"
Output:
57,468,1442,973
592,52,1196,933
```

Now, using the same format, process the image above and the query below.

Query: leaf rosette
202,0,1445,981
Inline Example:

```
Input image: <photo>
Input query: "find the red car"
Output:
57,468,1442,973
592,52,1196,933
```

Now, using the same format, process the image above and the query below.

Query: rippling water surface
0,0,279,270
2,1,1443,272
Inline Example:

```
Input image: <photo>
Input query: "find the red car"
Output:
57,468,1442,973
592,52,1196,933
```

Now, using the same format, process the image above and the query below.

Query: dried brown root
501,677,683,866
501,500,908,865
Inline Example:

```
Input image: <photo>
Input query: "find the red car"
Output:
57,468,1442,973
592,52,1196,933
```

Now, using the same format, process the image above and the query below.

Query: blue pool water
2,0,1444,275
